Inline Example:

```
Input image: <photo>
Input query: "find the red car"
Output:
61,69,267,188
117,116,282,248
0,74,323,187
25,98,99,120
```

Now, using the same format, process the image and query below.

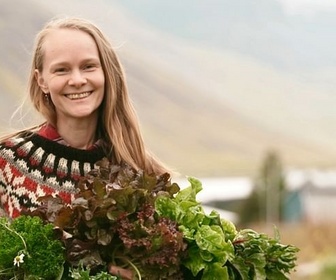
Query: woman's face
35,28,105,125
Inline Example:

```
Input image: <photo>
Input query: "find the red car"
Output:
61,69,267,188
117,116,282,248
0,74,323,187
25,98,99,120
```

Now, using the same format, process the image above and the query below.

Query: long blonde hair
6,17,169,175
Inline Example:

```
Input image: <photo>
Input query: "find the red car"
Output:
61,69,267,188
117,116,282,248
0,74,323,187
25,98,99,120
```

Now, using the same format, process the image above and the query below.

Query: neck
56,118,98,149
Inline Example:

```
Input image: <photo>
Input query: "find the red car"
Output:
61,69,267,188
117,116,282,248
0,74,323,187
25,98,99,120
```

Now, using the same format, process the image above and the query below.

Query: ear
35,69,49,93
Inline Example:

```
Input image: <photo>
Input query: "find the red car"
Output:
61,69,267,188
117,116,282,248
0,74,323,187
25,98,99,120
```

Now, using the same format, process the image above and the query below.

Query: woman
0,17,168,218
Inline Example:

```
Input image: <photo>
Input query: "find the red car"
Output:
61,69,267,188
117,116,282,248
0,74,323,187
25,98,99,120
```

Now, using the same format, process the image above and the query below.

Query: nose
68,70,87,87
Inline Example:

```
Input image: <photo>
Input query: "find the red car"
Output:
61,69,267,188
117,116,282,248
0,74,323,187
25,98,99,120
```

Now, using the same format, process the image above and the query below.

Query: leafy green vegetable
28,159,187,279
156,177,235,279
0,215,64,279
0,158,299,279
229,228,299,280
156,177,299,280
69,265,118,279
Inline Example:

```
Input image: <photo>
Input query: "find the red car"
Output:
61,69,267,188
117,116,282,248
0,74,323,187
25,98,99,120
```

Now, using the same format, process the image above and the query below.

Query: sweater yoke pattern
0,133,105,217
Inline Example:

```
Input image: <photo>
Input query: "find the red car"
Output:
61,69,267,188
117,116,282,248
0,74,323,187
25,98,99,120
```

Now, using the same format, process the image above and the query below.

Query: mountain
117,0,336,151
119,0,336,70
0,0,335,176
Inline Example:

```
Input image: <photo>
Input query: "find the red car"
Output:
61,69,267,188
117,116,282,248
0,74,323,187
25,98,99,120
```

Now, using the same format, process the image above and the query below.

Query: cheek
96,75,106,101
97,72,105,89
46,77,66,94
97,90,105,108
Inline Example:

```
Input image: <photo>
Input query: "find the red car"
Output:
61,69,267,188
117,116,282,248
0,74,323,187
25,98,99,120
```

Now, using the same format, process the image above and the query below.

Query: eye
54,67,68,74
83,64,96,71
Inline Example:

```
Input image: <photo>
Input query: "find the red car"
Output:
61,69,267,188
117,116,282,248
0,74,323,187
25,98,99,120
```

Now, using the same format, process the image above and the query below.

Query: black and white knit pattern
0,133,106,217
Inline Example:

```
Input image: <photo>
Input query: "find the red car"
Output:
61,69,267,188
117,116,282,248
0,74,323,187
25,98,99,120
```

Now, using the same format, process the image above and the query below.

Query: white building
175,169,336,224
286,169,336,223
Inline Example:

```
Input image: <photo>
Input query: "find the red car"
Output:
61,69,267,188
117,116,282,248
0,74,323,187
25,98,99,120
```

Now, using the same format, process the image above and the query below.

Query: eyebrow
49,58,101,68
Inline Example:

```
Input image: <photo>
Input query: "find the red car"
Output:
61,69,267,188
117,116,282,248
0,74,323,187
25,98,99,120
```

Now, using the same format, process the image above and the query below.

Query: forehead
42,28,99,59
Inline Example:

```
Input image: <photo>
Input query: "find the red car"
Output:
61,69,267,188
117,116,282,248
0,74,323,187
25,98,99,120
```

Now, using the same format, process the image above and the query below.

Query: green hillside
1,0,335,176
122,47,336,176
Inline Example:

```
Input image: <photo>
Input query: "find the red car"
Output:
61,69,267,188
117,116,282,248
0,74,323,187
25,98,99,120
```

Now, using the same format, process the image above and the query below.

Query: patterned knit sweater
0,133,105,218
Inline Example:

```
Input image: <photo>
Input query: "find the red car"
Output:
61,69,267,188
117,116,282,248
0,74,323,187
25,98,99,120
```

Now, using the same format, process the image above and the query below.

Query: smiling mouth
66,91,92,100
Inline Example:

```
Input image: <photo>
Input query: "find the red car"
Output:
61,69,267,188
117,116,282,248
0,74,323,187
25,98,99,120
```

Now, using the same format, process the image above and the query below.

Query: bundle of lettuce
0,158,299,280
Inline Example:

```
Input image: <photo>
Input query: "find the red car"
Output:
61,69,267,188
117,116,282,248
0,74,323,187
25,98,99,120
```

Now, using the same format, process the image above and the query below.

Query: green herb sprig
0,215,64,279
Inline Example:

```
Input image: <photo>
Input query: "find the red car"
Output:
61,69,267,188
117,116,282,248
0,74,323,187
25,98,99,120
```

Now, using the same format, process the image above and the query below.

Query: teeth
67,92,91,100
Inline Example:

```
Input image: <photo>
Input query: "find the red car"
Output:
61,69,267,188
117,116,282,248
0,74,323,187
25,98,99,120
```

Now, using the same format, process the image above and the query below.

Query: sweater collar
37,123,101,150
38,123,61,141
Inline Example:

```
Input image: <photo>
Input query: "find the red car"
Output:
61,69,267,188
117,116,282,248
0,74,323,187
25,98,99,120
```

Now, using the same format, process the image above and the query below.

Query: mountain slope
121,46,336,176
118,0,336,70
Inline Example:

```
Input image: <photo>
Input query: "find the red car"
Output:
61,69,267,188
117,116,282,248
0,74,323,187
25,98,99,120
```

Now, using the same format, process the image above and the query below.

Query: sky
278,0,336,15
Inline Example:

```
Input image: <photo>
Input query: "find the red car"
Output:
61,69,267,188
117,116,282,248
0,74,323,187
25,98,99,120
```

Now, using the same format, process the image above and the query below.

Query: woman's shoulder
0,131,107,185
0,131,105,163
0,131,40,163
0,131,34,147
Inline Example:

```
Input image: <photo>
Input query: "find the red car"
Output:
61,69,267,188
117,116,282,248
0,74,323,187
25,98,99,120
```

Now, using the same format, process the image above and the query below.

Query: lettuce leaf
156,177,298,279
